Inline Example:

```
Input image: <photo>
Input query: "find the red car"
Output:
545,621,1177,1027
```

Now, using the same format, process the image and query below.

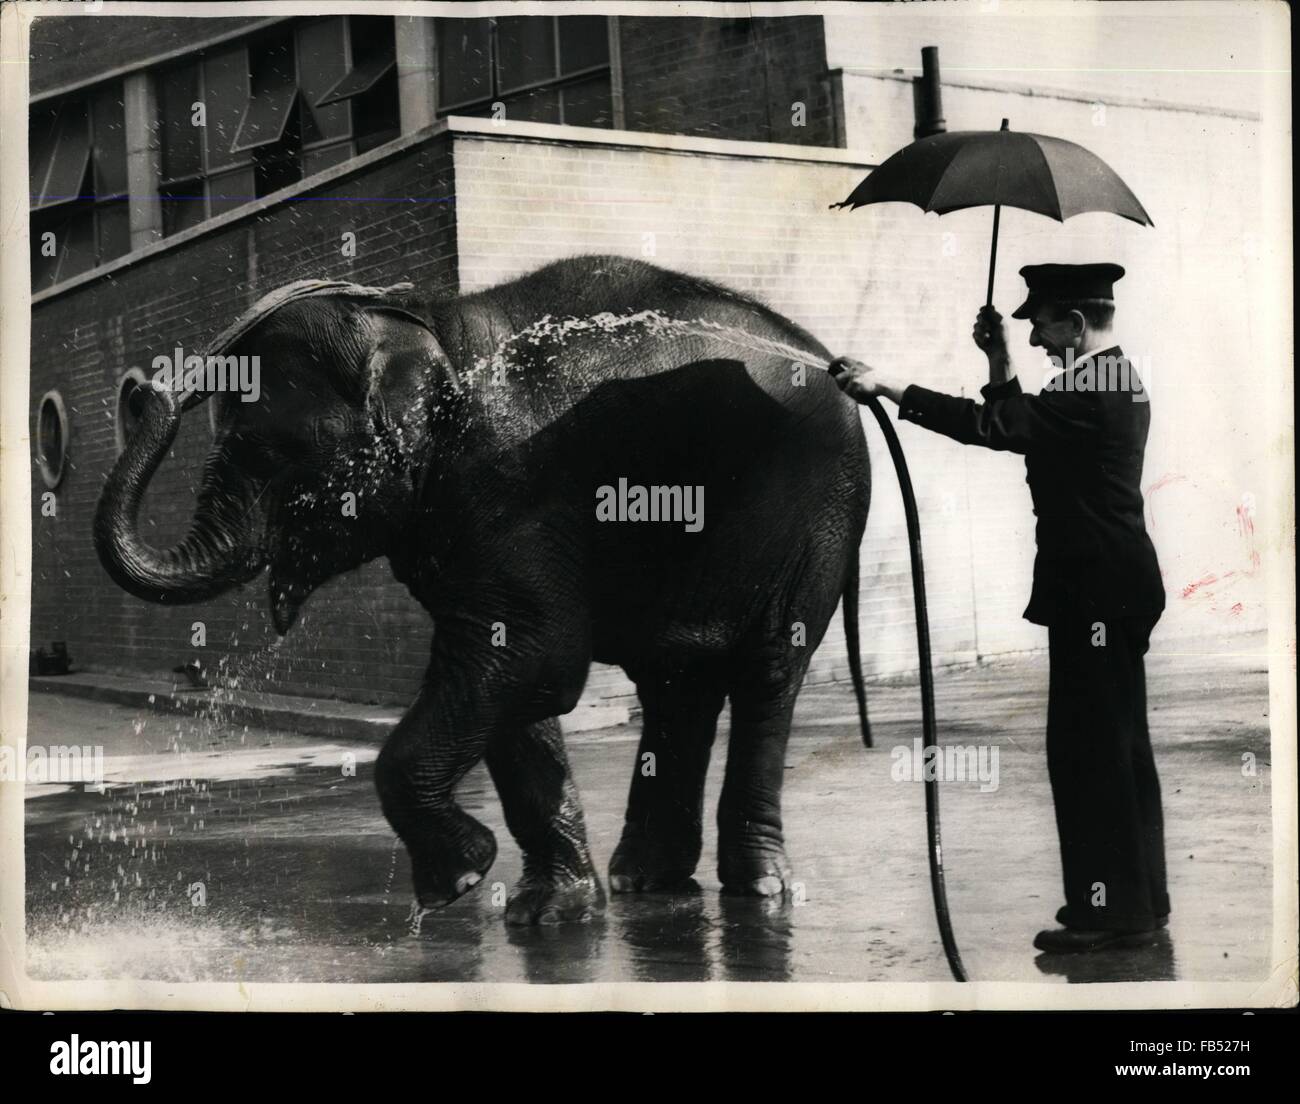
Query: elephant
95,254,872,924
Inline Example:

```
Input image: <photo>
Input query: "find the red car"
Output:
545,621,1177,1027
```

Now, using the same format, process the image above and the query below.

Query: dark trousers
1046,614,1170,930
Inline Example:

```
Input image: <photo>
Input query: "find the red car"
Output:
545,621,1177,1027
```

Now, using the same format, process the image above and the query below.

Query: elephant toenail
753,876,784,896
455,871,482,894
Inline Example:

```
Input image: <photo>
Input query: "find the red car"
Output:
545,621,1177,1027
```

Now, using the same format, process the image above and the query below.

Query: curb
28,675,632,742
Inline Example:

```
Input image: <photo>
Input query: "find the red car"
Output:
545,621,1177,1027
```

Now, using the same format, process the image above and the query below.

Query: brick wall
29,15,273,95
30,136,458,706
618,15,835,147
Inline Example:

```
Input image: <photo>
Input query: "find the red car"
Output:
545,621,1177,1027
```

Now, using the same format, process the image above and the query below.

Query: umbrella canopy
834,119,1153,304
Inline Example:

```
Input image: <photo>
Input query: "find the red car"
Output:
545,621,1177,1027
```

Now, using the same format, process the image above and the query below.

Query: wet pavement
24,645,1274,985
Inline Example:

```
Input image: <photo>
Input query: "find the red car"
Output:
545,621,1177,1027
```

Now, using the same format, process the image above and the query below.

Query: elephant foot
718,831,793,897
608,824,701,893
403,807,499,911
505,872,606,926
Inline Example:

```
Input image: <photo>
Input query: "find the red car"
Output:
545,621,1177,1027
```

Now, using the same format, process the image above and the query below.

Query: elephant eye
313,412,353,450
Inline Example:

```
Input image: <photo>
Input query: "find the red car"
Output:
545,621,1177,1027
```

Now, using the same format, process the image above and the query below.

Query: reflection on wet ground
24,647,1273,986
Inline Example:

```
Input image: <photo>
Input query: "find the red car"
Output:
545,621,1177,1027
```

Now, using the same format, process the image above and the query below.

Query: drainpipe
912,45,947,139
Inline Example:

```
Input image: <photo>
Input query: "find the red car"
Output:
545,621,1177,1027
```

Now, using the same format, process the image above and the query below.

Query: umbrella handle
985,203,1001,308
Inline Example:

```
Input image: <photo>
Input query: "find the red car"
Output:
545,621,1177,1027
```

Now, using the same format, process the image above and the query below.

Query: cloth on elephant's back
184,279,415,411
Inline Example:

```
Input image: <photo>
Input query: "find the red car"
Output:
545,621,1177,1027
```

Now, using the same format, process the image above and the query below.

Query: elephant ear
356,303,461,428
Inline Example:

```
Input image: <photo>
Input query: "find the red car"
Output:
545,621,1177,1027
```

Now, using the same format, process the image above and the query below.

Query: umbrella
833,119,1153,306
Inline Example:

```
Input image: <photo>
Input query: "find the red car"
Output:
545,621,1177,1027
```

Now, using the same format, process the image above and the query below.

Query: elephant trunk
94,385,265,604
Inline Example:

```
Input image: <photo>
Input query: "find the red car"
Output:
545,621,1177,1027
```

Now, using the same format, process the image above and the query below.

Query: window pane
437,18,491,107
561,75,612,128
503,86,560,125
558,16,608,74
240,31,303,188
95,199,130,263
159,64,203,182
353,67,399,152
319,53,395,105
38,100,90,209
208,166,255,217
250,32,295,94
202,47,252,170
29,102,61,203
232,83,298,153
496,16,556,93
30,211,63,291
56,209,96,280
350,14,395,63
160,177,207,235
254,144,302,198
92,85,128,196
296,16,351,143
38,396,64,479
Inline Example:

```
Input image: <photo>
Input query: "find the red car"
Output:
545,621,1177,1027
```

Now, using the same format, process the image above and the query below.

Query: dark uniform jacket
897,346,1165,626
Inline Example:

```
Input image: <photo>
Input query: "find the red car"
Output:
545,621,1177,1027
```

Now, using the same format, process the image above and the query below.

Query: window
29,84,129,291
36,390,70,489
238,32,304,198
157,16,400,236
114,368,149,455
319,16,400,155
436,15,613,127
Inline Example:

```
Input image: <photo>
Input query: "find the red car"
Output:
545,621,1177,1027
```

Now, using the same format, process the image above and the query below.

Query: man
830,263,1169,953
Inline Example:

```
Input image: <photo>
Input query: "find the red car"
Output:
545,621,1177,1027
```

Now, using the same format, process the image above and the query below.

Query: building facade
26,10,1271,713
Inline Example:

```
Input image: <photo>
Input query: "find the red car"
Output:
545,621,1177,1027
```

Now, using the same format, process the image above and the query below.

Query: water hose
857,391,969,983
663,317,970,981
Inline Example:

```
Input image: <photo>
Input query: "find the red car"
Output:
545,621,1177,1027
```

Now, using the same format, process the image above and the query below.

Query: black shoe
1033,925,1165,953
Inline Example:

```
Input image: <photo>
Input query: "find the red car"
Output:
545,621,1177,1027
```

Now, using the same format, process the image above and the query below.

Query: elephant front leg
486,718,604,925
375,685,499,911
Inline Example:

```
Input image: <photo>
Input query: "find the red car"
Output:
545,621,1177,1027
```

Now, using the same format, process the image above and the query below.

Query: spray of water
461,309,833,388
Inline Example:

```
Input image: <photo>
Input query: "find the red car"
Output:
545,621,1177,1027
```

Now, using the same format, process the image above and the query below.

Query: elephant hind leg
717,641,816,897
486,718,604,925
609,671,726,893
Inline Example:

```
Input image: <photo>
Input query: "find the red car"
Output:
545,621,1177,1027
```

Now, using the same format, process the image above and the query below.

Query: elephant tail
842,545,872,748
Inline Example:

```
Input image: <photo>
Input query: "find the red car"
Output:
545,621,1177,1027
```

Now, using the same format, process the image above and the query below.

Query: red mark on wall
1236,502,1262,570
1144,472,1187,531
1154,478,1261,616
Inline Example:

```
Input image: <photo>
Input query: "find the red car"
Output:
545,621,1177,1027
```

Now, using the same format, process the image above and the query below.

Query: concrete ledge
28,670,631,741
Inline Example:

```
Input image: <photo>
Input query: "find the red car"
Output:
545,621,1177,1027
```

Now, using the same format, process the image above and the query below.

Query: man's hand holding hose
829,306,1011,403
